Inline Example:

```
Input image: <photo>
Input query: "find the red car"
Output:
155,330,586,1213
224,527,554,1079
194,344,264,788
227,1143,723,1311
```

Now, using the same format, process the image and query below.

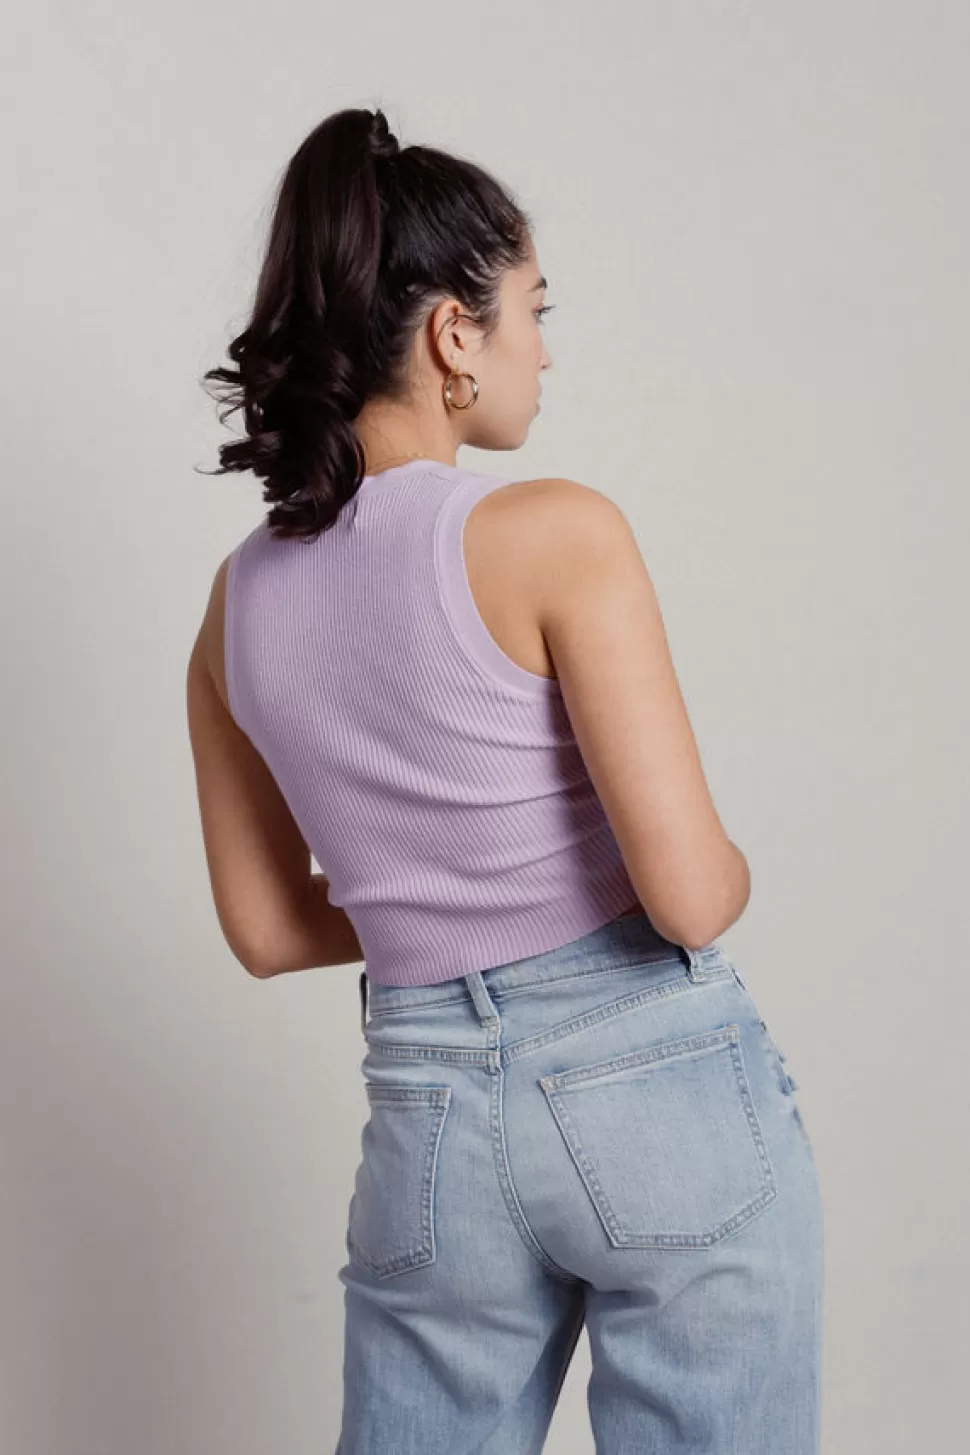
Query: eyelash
534,304,556,325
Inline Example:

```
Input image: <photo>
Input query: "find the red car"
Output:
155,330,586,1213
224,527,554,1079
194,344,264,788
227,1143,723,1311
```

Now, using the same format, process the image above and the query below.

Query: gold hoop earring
442,371,479,411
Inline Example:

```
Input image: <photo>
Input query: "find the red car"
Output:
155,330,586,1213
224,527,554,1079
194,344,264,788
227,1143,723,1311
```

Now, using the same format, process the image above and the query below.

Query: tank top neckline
360,457,476,487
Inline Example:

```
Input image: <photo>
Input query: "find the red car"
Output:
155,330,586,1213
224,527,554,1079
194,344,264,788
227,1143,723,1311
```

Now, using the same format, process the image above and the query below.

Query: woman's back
221,457,641,985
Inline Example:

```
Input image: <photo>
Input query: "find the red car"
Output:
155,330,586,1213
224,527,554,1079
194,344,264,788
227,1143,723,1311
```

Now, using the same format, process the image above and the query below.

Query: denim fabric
336,910,823,1453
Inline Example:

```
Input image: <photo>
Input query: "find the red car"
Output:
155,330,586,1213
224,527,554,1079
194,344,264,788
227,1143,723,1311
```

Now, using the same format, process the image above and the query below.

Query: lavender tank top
224,458,639,985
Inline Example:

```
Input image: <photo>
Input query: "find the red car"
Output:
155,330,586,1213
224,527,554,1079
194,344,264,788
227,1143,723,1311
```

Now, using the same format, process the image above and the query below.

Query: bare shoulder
472,474,633,561
481,475,629,532
469,475,641,619
459,476,628,681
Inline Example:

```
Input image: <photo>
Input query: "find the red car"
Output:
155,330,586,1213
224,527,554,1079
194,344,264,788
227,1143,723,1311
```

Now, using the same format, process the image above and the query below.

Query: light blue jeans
336,910,823,1453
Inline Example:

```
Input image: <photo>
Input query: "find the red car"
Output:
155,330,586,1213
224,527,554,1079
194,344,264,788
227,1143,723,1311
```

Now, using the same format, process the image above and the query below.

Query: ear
427,296,482,372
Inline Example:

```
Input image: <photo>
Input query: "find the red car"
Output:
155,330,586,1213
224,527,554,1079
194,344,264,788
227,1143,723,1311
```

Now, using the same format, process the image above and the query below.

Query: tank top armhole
432,478,562,698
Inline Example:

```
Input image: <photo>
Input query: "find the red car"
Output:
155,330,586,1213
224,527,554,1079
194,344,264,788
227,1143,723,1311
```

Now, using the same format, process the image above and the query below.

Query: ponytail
200,107,532,541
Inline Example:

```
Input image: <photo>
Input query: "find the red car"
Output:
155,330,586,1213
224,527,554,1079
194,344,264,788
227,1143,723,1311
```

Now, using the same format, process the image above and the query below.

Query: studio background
2,2,966,1451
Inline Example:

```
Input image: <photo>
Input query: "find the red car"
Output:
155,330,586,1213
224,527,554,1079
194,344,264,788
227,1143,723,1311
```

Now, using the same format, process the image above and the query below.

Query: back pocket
347,1084,452,1278
539,1025,776,1249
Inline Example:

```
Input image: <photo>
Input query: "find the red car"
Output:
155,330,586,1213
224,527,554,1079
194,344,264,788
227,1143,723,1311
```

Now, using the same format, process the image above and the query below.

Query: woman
186,106,823,1453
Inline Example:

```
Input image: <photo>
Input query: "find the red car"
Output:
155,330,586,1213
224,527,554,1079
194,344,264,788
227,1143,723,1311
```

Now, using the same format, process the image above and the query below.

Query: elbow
682,845,752,949
678,924,726,953
641,843,751,953
653,914,717,953
245,958,276,980
243,942,281,978
228,935,276,980
213,901,280,979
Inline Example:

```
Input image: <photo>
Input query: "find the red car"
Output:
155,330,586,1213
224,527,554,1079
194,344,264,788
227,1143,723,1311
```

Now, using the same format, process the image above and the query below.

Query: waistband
357,909,724,1031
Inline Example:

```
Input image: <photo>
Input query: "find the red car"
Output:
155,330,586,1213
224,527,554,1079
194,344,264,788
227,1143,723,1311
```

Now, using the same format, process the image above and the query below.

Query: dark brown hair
199,107,533,542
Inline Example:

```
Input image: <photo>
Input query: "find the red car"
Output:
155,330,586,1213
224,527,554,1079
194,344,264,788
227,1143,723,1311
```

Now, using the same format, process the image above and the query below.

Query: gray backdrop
3,2,967,1451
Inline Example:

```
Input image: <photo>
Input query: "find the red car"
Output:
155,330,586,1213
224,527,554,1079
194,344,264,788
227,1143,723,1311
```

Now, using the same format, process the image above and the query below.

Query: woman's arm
185,559,363,978
529,477,752,950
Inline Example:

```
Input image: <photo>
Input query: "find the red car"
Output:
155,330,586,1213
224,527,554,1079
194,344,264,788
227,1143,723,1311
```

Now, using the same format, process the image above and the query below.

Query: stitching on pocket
347,1084,452,1278
539,1025,777,1249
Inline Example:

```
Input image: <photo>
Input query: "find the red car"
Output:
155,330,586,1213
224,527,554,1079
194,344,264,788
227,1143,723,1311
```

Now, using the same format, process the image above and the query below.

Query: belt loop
358,969,368,1032
683,944,726,982
464,970,500,1026
682,945,706,982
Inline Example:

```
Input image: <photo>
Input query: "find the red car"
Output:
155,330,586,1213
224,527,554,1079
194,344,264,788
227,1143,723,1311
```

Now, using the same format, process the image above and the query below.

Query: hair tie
368,110,400,161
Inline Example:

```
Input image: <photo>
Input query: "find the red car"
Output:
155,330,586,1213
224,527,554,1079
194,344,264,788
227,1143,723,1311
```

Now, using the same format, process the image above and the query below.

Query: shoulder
467,475,638,586
476,474,632,540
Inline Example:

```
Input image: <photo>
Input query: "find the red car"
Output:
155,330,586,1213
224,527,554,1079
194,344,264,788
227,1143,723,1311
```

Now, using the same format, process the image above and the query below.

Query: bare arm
185,560,364,977
530,478,750,950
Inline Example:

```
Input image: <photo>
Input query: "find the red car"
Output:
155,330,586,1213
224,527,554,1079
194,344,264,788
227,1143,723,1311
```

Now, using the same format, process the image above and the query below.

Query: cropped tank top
224,458,640,985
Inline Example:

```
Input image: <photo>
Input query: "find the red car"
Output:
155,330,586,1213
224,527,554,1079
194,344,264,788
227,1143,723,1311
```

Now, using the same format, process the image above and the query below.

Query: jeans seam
489,1060,581,1287
363,1043,494,1064
364,954,690,1021
361,970,737,1067
483,956,684,1006
501,969,734,1065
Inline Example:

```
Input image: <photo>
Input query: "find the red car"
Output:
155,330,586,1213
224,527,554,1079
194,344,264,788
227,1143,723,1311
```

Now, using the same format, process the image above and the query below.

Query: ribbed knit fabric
224,458,640,985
